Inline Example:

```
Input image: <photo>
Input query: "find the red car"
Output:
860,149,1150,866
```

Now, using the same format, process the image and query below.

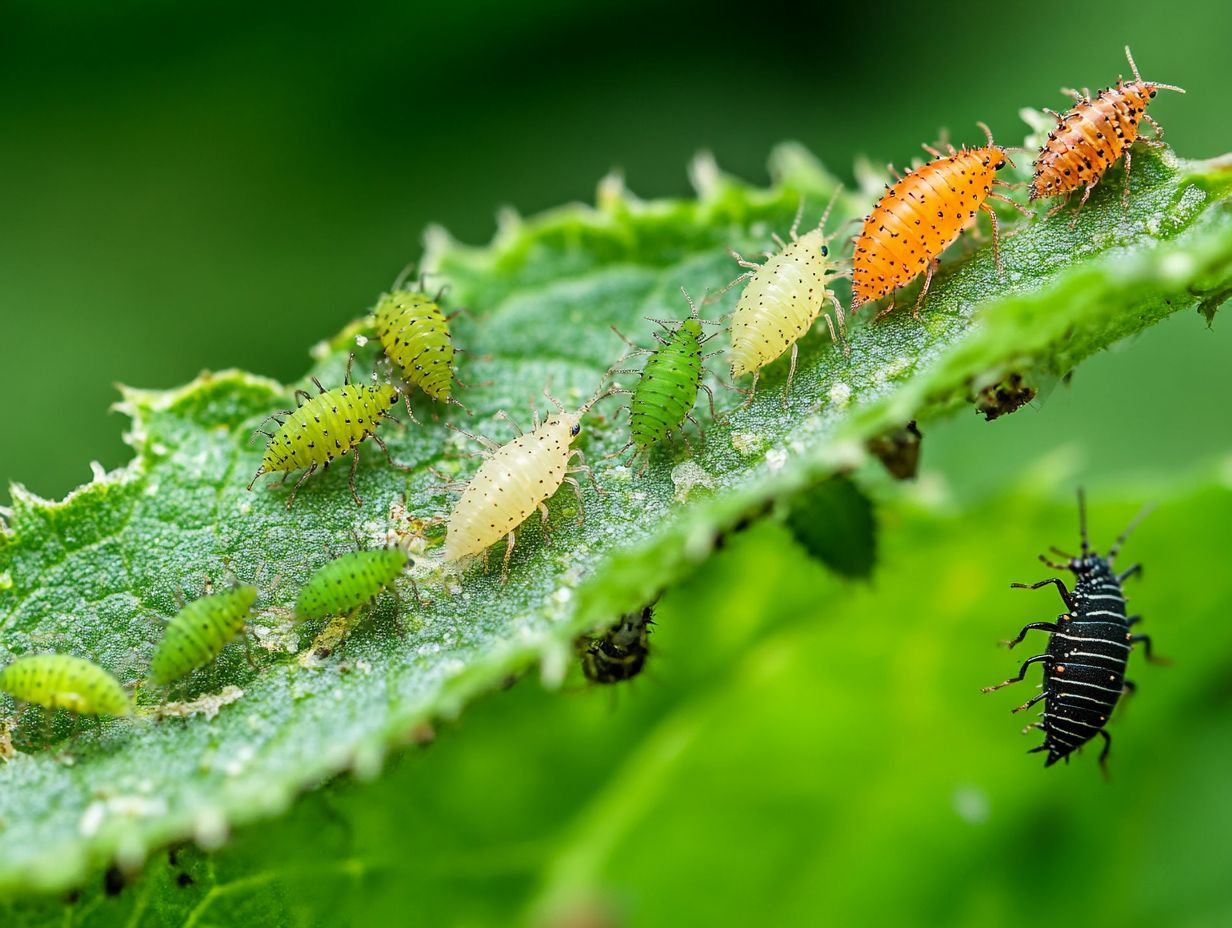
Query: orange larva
1031,47,1185,219
851,123,1024,319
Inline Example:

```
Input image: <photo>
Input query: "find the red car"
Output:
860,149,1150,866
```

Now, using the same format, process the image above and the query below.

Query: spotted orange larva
1031,46,1185,220
851,123,1025,319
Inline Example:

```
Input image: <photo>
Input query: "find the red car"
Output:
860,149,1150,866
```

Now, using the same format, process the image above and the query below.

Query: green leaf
1,137,1230,897
785,475,877,578
9,478,1231,926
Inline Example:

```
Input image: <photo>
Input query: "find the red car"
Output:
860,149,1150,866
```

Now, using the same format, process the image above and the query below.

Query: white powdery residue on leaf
671,461,715,502
827,382,852,408
151,685,245,721
730,432,764,455
355,334,369,347
78,795,169,837
355,659,372,675
765,448,788,473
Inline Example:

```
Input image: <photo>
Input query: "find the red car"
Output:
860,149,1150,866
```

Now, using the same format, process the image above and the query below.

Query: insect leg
699,383,718,420
740,372,759,409
562,476,585,526
981,653,1049,692
1069,183,1098,229
500,532,516,585
1097,729,1112,780
1130,634,1169,665
781,343,798,409
401,393,424,427
911,260,937,319
1002,622,1060,649
827,290,848,346
1127,614,1142,627
1011,691,1047,714
1121,148,1132,208
728,249,761,271
537,501,553,544
246,466,267,492
1119,563,1142,582
979,203,1003,277
243,628,259,672
1045,191,1072,220
1010,576,1072,607
346,446,364,507
495,410,524,437
285,464,317,509
371,433,413,473
567,450,602,496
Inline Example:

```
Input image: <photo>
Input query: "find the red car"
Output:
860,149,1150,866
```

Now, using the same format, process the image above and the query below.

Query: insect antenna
391,262,417,291
1076,487,1090,557
1124,46,1185,93
817,184,845,243
1108,503,1153,563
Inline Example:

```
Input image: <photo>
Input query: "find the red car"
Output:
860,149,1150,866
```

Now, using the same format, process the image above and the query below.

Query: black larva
578,605,654,685
983,491,1162,772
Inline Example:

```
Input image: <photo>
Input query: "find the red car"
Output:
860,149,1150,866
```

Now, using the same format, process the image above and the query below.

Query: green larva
609,288,717,474
248,354,411,507
295,548,410,621
150,586,259,685
0,654,131,717
374,289,461,410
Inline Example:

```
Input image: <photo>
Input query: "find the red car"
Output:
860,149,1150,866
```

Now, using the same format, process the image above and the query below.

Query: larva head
1123,46,1186,100
229,585,260,613
677,317,704,342
972,121,1015,172
796,227,832,263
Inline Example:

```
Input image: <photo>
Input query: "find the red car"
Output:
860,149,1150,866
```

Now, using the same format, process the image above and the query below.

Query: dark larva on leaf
577,604,655,685
247,353,412,508
851,123,1028,319
1031,46,1185,222
607,287,719,475
975,373,1037,421
0,654,132,718
866,421,922,481
982,490,1165,775
150,586,259,686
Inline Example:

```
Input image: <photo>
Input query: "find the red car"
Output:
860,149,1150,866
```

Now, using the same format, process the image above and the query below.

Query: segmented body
1034,559,1133,765
579,605,653,684
0,655,131,716
374,290,456,401
730,228,838,378
1030,85,1154,202
151,586,258,685
260,384,398,475
1030,48,1182,209
629,320,703,451
851,146,1005,312
296,548,409,620
444,414,583,563
984,494,1156,769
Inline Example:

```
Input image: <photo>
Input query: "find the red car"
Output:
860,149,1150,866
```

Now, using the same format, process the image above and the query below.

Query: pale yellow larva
726,188,848,406
443,391,607,580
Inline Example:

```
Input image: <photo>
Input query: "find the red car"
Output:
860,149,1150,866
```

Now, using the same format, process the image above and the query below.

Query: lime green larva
295,548,410,621
374,290,458,404
150,586,259,686
248,355,411,507
0,654,132,717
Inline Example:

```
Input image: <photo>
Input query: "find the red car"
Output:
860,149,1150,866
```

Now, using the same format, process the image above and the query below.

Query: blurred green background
3,1,1231,924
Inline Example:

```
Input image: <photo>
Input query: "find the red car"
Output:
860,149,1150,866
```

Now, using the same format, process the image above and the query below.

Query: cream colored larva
443,390,607,580
726,188,848,406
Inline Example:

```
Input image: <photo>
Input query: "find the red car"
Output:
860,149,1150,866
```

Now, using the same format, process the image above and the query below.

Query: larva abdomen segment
851,148,1001,309
260,384,398,475
629,322,703,451
295,548,409,620
731,229,832,377
374,291,456,401
444,418,575,562
150,586,258,685
0,654,131,717
1030,85,1151,201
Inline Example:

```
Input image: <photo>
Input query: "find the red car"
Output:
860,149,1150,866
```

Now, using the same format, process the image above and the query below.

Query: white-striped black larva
439,388,610,581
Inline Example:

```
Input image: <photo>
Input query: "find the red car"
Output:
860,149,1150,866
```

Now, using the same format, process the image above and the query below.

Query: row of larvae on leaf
242,45,1185,566
0,526,429,726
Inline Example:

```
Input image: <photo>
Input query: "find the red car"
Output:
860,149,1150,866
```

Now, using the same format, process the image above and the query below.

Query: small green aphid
608,287,718,474
295,547,410,623
374,289,468,415
0,654,132,717
248,354,411,508
150,586,259,686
